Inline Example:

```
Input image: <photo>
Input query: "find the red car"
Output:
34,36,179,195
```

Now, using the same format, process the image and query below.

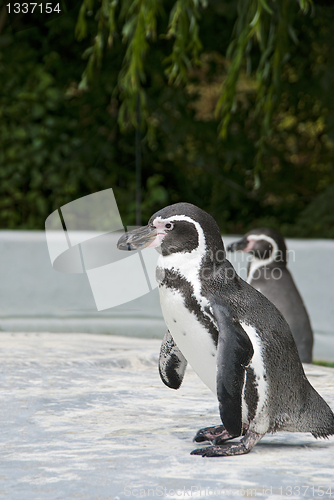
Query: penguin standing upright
117,203,334,457
227,228,313,363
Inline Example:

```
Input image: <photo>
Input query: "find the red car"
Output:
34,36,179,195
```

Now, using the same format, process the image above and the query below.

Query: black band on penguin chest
158,268,219,346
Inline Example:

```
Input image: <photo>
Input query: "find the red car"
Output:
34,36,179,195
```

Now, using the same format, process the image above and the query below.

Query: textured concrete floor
0,333,333,500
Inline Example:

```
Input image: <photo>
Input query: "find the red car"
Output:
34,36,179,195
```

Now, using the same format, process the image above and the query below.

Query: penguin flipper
159,330,188,390
211,302,254,437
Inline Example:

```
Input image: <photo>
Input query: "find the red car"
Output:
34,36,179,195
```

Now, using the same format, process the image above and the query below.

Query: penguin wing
211,302,254,436
158,330,188,390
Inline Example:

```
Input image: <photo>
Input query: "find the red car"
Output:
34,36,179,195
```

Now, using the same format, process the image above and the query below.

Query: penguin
227,228,313,363
117,203,334,457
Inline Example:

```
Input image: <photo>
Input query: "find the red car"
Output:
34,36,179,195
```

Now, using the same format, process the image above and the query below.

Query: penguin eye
165,222,173,230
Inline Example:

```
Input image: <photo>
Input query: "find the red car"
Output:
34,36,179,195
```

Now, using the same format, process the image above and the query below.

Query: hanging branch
117,0,162,133
75,0,313,173
75,0,162,135
215,0,312,182
75,0,118,90
164,0,207,85
75,0,205,135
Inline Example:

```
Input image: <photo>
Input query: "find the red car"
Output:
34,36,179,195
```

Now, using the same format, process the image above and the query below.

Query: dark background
1,0,334,236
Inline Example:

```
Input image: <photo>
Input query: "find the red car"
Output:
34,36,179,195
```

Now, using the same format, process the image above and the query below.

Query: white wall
0,232,333,360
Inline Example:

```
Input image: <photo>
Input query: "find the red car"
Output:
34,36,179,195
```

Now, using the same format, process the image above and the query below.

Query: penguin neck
157,227,224,305
157,247,205,300
247,250,286,283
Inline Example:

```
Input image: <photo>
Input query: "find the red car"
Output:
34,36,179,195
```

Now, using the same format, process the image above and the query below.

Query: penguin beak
117,225,158,251
227,238,250,253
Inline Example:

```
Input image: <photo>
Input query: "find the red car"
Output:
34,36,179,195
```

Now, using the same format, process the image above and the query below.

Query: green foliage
74,0,312,154
164,0,207,85
313,360,334,369
1,1,334,236
214,0,312,178
75,0,208,141
0,32,79,227
74,0,217,138
127,174,168,223
118,0,162,134
0,8,155,228
292,184,334,238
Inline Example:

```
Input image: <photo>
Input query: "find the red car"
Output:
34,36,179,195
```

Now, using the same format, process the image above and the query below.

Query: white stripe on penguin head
154,214,208,306
247,234,278,283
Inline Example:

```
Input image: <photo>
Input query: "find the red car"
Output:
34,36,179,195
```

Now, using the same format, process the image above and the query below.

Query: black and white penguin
227,228,313,363
117,203,334,457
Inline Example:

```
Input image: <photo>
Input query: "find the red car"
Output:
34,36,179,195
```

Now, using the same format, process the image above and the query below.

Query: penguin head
117,202,225,260
227,227,287,264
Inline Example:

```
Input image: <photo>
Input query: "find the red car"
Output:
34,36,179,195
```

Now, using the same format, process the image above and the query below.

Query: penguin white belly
158,285,218,394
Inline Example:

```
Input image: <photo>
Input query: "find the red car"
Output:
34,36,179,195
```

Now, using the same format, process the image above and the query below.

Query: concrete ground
0,333,333,500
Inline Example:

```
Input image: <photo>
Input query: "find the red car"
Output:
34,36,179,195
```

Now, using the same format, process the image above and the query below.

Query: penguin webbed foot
191,430,263,457
193,423,248,444
193,424,236,444
191,443,246,457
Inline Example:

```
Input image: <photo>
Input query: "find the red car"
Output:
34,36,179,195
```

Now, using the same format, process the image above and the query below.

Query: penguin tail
311,413,334,439
299,385,334,439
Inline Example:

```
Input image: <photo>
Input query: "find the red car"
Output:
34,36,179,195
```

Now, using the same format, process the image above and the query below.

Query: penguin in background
117,203,334,457
227,228,313,363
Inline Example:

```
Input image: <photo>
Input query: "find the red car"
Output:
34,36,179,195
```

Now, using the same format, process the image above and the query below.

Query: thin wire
135,96,142,226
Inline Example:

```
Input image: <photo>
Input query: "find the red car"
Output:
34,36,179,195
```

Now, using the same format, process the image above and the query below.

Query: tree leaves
75,0,207,134
164,0,206,85
74,0,313,178
1,0,333,235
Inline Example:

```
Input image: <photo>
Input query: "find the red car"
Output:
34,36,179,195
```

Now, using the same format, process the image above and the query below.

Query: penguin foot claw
191,443,248,457
191,430,264,457
193,425,231,443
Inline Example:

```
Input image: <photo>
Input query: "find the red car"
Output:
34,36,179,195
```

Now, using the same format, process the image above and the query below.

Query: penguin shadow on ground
172,426,334,453
186,433,334,455
254,433,334,450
